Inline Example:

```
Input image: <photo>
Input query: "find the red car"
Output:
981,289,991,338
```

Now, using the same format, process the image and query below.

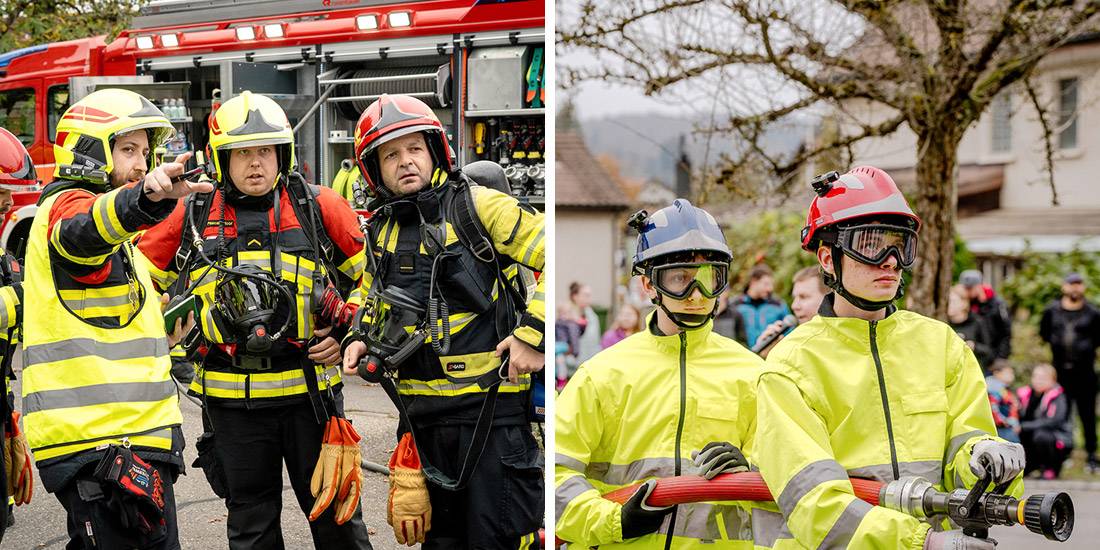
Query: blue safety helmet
630,199,732,274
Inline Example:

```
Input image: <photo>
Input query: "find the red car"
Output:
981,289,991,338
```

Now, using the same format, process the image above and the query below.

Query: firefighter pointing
753,167,1026,549
20,88,208,549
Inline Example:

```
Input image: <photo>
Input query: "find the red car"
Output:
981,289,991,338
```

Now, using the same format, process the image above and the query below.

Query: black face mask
214,264,282,354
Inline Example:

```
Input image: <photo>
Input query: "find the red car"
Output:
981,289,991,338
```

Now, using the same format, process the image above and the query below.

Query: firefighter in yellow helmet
753,167,1024,549
21,88,209,548
137,91,372,549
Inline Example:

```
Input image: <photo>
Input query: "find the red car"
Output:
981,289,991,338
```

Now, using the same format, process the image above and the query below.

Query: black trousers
208,400,373,550
417,423,543,550
1021,430,1072,474
56,460,179,550
1056,364,1098,455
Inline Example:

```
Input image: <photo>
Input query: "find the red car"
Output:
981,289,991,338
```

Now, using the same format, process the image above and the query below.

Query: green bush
724,211,817,299
1001,244,1100,321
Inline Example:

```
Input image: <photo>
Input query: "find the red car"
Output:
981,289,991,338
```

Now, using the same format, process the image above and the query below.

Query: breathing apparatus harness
354,169,526,491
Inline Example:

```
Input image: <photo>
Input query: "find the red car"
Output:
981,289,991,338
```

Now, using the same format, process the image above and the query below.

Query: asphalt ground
3,362,410,550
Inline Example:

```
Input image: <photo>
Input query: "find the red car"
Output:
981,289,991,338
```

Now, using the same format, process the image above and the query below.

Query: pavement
3,366,410,550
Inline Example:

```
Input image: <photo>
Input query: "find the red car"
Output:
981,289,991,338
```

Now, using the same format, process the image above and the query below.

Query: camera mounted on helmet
802,166,921,311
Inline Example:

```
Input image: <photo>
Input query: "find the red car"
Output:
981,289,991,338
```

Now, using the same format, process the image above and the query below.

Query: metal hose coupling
879,476,934,519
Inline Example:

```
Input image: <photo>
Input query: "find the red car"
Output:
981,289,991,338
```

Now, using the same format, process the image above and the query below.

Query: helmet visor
837,224,917,268
651,262,729,300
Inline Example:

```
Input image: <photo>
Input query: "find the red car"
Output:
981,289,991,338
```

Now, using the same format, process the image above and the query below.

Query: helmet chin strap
652,292,717,330
823,245,906,312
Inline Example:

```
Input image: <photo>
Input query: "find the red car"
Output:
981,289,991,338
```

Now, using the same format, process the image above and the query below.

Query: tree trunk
908,128,962,320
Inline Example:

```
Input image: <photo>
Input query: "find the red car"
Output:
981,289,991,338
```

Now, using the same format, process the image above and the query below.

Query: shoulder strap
172,191,216,294
446,176,495,264
285,173,335,262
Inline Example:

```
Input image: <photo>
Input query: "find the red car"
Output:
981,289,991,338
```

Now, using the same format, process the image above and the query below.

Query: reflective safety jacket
22,180,184,488
358,180,545,424
138,182,365,407
754,296,1023,549
555,316,763,548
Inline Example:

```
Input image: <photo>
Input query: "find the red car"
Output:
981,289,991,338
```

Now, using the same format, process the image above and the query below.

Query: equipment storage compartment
464,44,545,209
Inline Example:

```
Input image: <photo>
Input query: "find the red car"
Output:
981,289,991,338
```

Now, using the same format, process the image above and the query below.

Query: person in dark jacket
948,284,995,372
1039,272,1100,472
959,269,1012,361
712,288,748,344
1017,364,1074,479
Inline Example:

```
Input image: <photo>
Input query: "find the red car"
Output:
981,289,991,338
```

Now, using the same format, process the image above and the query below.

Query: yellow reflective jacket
22,183,183,474
754,297,1023,549
556,316,763,548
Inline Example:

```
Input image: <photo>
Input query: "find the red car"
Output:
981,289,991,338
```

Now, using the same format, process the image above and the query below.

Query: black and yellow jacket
138,181,365,409
356,177,545,425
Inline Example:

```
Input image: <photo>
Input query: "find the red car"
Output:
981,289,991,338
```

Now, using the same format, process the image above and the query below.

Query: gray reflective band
848,461,942,485
521,227,543,265
556,454,587,474
817,498,872,549
23,379,176,414
24,337,169,368
555,474,595,521
0,302,8,328
669,503,752,541
778,460,848,517
945,430,986,465
831,193,914,223
63,293,134,309
752,509,794,547
584,457,693,486
97,195,125,242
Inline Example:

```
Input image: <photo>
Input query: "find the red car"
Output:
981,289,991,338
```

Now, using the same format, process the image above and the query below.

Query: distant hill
577,113,811,184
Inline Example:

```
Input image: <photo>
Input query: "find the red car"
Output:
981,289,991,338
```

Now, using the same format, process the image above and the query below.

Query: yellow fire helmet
208,91,294,186
53,88,175,184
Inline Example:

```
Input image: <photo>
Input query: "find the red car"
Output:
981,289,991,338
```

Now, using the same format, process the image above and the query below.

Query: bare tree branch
1024,77,1060,206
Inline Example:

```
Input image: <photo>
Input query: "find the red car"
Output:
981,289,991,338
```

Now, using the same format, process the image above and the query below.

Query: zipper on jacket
664,332,689,550
869,321,900,480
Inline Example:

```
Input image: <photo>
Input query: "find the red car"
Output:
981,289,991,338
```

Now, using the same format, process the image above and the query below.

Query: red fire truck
0,0,546,258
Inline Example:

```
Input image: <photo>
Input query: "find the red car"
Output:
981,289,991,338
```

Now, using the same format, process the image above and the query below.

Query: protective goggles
649,262,729,300
836,224,917,268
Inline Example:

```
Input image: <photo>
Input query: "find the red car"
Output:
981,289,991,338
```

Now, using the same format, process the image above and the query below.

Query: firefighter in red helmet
0,127,36,542
753,167,1026,550
343,94,545,548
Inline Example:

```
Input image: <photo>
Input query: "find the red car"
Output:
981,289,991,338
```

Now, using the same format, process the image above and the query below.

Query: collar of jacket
369,179,449,224
812,292,901,347
223,179,276,211
644,310,713,354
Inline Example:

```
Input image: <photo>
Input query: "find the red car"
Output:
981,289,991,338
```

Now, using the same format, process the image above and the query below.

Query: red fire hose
601,471,882,507
554,472,882,546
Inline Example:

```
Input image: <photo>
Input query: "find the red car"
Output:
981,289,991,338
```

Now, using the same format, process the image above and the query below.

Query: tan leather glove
308,417,344,521
333,418,362,525
6,411,32,505
387,432,431,545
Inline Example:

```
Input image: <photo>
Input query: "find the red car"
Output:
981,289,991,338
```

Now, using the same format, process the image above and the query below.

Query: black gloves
620,479,673,539
692,441,749,480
